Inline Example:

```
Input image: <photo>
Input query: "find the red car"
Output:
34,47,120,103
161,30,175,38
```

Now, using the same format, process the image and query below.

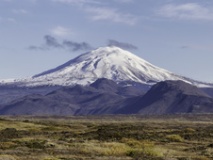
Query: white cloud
0,17,16,23
12,9,28,14
7,18,16,23
52,0,101,5
50,26,72,37
86,7,137,25
52,0,88,2
52,0,133,5
52,0,137,25
113,0,133,3
0,0,13,2
157,3,213,21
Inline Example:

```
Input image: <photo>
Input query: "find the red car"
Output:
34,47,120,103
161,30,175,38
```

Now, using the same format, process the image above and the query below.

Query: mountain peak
30,45,184,86
1,46,211,87
92,45,129,52
90,46,137,56
92,46,124,52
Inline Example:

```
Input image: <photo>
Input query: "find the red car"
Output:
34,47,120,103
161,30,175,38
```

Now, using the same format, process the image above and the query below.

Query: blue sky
0,0,213,82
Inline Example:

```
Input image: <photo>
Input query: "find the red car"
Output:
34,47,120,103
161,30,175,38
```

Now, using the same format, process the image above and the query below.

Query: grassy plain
0,114,212,160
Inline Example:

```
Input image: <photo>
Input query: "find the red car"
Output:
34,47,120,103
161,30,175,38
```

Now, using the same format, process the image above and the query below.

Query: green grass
0,114,212,160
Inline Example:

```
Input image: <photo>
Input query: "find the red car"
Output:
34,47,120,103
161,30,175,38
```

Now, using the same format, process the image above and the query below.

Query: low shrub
0,142,17,150
166,134,183,142
27,140,46,149
0,128,19,140
81,142,129,156
0,155,16,160
185,128,196,133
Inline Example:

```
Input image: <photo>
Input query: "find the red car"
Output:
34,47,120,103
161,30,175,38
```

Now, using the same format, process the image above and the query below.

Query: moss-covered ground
0,114,212,160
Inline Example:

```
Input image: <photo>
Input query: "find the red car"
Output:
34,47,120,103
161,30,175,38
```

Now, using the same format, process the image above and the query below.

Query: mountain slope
116,80,213,114
90,78,145,97
33,46,181,83
0,79,126,115
1,46,211,87
1,79,213,115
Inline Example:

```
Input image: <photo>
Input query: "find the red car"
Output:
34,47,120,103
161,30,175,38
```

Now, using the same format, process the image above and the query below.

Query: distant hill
116,80,213,114
0,79,212,115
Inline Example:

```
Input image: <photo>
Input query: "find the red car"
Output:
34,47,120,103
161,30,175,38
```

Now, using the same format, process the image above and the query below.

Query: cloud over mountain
29,35,92,52
107,39,138,50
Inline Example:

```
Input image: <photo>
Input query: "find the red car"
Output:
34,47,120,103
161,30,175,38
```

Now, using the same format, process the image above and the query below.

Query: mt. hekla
0,46,213,115
1,46,212,87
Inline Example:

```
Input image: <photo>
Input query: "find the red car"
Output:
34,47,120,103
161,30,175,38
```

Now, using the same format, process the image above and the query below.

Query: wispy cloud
28,45,47,51
157,3,213,21
52,0,133,5
63,40,92,51
7,18,16,23
180,44,213,51
113,0,133,3
86,7,137,25
29,35,61,50
0,0,13,2
45,35,63,48
12,9,28,14
0,17,16,23
29,35,92,52
52,0,137,25
107,39,138,50
50,26,72,37
181,45,189,49
180,43,213,52
51,0,101,5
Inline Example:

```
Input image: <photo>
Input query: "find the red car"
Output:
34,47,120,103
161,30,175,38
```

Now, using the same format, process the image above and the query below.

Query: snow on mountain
0,46,212,87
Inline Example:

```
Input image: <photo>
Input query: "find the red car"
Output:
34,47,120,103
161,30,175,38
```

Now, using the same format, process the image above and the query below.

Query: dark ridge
1,80,213,115
116,80,213,114
90,78,119,92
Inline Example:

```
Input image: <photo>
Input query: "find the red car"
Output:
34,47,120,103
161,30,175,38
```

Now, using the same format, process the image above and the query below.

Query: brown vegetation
0,114,212,160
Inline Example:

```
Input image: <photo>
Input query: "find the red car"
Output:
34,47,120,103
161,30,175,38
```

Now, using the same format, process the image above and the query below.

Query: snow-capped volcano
33,46,185,85
1,46,212,87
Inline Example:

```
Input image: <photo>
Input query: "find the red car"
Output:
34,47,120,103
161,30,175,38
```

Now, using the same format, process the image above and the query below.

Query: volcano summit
0,46,213,115
2,46,211,87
